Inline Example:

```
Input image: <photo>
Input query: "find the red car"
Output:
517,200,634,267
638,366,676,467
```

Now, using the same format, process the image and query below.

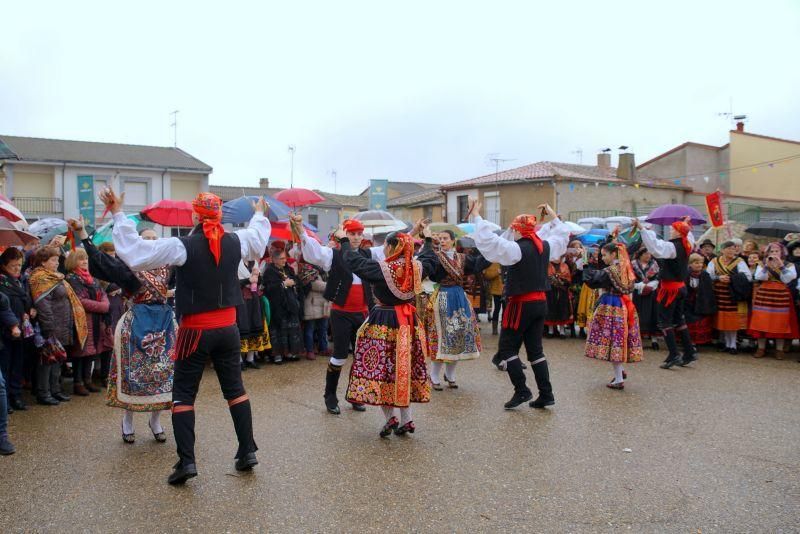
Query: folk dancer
104,188,271,485
631,217,697,369
471,200,570,410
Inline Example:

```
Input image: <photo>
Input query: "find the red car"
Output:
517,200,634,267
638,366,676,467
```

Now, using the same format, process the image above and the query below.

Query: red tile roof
441,161,622,191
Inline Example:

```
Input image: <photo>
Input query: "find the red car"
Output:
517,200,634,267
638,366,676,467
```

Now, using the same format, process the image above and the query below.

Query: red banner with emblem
705,191,725,228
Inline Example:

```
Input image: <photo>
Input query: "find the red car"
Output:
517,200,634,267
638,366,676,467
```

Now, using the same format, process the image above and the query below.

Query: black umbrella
745,221,800,238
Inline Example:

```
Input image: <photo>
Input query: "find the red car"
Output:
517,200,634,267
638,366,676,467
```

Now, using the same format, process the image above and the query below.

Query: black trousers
329,309,365,360
172,325,256,465
0,338,24,401
494,300,553,400
491,295,503,323
496,301,547,363
657,287,688,330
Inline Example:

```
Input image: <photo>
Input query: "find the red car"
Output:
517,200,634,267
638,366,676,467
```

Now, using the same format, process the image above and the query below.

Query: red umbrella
270,222,320,243
0,197,26,224
141,199,194,227
0,217,38,247
273,188,325,209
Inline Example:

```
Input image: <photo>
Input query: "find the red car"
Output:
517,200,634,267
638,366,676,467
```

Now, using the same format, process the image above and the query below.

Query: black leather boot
503,358,533,409
324,364,342,415
529,359,555,408
660,329,681,369
677,327,697,366
229,398,258,463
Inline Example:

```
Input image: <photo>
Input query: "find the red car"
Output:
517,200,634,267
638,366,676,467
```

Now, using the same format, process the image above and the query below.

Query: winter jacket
67,274,111,357
35,281,76,348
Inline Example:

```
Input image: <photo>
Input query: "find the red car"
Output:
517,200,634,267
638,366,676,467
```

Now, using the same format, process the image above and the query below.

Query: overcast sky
2,1,799,194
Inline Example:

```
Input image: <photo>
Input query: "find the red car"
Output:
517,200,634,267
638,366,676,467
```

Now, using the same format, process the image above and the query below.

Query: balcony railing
12,197,63,216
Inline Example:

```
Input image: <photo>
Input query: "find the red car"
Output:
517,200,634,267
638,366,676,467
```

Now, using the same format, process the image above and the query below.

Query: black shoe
37,396,59,406
350,402,366,412
53,393,71,402
529,396,555,409
248,361,261,370
380,417,399,438
11,399,27,411
324,395,340,415
504,390,533,410
651,341,660,351
167,461,198,485
235,452,259,472
394,421,415,436
6,406,12,415
273,355,284,365
728,348,738,355
679,353,697,366
0,437,15,455
660,356,680,369
284,354,300,362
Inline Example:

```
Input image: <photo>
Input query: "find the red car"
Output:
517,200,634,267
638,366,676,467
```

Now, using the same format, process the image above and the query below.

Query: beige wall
171,176,202,201
729,132,800,201
556,182,686,219
637,145,730,194
490,183,555,227
12,164,54,197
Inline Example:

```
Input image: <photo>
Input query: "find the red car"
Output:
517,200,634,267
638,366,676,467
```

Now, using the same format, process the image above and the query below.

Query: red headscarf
671,220,693,256
343,219,365,233
192,192,224,265
384,233,416,293
510,214,543,253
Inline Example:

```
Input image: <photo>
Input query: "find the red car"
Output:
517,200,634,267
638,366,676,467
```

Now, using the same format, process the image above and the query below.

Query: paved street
1,323,798,533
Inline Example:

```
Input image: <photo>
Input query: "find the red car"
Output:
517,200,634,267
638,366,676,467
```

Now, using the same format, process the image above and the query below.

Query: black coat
263,265,301,324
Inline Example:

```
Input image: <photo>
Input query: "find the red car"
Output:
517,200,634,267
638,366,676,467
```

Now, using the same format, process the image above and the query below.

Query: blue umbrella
577,229,610,246
28,217,68,245
222,196,291,224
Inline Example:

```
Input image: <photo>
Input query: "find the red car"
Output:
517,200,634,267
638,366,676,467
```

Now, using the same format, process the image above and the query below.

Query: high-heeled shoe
394,421,415,436
379,416,399,438
121,422,135,444
149,421,167,443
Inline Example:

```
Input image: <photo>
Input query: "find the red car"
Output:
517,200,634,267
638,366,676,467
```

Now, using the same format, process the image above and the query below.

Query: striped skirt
747,281,800,339
712,280,748,331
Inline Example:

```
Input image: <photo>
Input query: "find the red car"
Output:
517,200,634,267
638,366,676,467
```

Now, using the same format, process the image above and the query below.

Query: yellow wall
482,183,555,227
729,132,800,201
13,165,54,197
171,177,201,201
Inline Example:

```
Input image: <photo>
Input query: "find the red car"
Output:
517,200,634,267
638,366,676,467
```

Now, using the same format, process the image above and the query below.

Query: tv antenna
717,98,747,127
170,110,179,147
570,148,583,164
330,169,338,193
486,153,516,179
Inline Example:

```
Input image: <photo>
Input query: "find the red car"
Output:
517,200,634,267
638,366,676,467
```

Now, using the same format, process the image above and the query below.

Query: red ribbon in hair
671,220,693,256
384,233,415,293
192,193,224,265
510,214,543,253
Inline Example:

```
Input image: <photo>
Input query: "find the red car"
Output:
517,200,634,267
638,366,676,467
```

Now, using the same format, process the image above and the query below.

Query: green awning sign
78,175,95,227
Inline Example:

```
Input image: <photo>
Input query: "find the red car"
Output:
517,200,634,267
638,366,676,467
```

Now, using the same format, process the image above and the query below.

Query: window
121,178,149,209
423,206,433,220
307,214,319,228
93,176,110,207
457,195,469,222
484,192,501,225
170,227,192,237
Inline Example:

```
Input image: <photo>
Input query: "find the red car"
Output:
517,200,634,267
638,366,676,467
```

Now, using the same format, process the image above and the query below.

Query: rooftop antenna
486,153,516,181
717,97,747,127
570,148,583,164
170,110,179,147
287,145,296,188
330,169,337,193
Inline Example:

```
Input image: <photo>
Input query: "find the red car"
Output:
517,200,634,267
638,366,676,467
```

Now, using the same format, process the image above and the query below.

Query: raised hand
67,216,89,240
334,224,346,240
537,204,557,220
468,197,481,220
252,196,270,215
99,187,125,215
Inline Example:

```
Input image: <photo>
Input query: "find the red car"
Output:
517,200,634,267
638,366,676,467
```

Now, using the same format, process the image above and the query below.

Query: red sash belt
503,291,546,330
656,280,685,307
621,294,636,328
332,283,367,313
393,302,416,407
174,307,237,361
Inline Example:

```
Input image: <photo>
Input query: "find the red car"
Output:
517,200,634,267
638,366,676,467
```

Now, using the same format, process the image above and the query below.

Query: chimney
597,152,611,169
259,177,270,189
617,152,636,181
736,121,745,133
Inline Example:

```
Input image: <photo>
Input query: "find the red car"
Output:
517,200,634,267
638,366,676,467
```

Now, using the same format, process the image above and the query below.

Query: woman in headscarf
29,246,87,405
237,261,271,369
263,248,303,363
707,240,753,354
424,229,483,390
631,247,660,350
341,226,438,438
583,241,643,389
748,242,798,359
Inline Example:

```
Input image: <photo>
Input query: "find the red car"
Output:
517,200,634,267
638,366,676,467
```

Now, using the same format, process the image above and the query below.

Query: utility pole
170,110,179,147
288,145,296,188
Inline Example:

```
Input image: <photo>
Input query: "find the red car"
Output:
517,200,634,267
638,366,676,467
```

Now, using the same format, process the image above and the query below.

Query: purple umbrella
645,204,706,226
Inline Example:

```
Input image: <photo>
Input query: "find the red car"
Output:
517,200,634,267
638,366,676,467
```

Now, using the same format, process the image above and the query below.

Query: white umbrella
563,221,589,236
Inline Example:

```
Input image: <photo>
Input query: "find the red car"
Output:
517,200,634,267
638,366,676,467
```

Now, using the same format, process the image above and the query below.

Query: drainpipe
61,162,67,218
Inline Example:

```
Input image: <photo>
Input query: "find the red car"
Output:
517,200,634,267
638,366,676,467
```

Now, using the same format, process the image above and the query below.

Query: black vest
505,238,551,296
175,230,244,316
658,238,689,282
323,247,374,308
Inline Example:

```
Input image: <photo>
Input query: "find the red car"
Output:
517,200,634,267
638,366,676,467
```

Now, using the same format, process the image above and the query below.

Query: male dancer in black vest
292,215,383,415
102,188,271,485
471,200,570,409
632,217,697,369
